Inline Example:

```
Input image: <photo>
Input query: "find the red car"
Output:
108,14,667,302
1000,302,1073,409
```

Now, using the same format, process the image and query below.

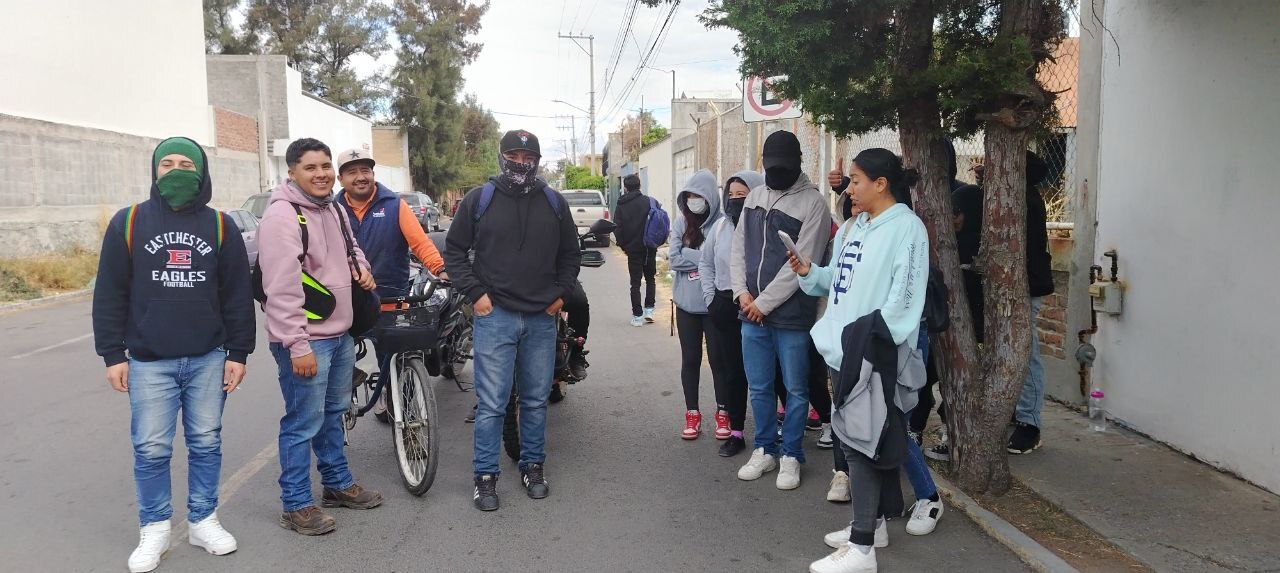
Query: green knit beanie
152,137,205,175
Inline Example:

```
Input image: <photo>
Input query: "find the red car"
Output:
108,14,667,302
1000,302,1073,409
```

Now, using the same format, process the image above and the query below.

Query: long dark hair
852,148,920,208
680,193,707,249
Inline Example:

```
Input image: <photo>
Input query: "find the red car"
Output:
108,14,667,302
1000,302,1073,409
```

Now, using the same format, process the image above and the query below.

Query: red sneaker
682,410,702,440
714,411,732,440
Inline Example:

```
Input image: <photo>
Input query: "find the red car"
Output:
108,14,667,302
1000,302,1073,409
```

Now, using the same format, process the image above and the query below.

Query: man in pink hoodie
257,138,382,535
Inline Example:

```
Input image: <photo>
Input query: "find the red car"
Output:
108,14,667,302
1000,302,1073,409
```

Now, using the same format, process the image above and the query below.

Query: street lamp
643,66,676,102
552,99,590,115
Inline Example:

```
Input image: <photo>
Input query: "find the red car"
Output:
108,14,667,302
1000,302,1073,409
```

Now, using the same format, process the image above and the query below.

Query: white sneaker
736,448,777,481
128,520,171,573
906,498,944,535
826,470,851,502
188,512,238,555
776,456,801,490
817,423,834,449
643,307,656,323
824,519,888,549
809,542,877,573
630,316,644,327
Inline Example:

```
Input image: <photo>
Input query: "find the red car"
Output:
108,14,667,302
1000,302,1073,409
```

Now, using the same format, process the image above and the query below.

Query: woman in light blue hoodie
795,149,930,573
669,169,725,442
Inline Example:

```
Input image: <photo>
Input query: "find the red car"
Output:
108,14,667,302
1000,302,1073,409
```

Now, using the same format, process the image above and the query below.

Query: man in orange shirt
334,148,449,407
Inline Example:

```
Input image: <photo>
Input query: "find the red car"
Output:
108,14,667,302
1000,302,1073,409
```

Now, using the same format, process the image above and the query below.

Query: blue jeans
472,305,557,477
901,411,938,500
128,348,228,526
271,335,357,512
742,322,810,462
1015,297,1046,427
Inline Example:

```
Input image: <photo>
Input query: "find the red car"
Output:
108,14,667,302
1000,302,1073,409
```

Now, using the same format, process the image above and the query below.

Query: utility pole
556,115,578,165
559,34,596,175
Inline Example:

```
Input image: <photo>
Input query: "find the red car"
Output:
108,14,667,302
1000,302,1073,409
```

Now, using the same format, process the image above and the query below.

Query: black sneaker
925,443,951,461
718,436,746,457
569,356,589,381
1007,422,1042,454
521,463,550,499
473,475,499,511
549,382,565,404
464,404,477,424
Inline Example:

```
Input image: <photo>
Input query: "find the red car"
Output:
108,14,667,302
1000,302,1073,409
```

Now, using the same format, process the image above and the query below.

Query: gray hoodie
700,170,764,306
669,169,721,313
730,172,833,330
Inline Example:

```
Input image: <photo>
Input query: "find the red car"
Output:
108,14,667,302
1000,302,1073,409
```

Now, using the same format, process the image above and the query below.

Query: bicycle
346,275,446,496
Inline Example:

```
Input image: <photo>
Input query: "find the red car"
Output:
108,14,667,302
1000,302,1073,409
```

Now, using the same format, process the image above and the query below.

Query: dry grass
0,247,99,300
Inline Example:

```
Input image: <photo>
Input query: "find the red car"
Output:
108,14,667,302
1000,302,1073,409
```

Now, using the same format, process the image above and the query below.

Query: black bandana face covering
726,197,746,225
765,166,800,190
498,155,539,192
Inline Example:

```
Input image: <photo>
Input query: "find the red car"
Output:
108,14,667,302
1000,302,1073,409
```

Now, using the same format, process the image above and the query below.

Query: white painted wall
1092,1,1280,493
0,1,210,142
263,67,374,186
638,137,675,216
376,167,413,196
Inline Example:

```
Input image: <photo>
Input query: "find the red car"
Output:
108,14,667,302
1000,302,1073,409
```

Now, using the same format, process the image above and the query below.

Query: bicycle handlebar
378,278,452,305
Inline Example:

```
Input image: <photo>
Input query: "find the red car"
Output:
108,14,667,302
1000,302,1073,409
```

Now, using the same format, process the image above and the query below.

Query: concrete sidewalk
1008,402,1280,571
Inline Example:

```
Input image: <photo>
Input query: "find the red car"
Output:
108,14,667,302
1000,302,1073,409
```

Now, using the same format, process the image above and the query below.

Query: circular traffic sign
746,76,795,118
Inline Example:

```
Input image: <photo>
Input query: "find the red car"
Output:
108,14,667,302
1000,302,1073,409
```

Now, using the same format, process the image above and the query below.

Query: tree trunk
891,0,989,490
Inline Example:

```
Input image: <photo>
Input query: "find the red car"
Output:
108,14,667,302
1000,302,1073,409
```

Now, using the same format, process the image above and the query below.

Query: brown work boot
321,484,384,510
279,506,336,536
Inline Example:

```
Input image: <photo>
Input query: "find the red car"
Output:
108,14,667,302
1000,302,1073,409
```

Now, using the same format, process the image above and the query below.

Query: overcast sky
353,0,743,163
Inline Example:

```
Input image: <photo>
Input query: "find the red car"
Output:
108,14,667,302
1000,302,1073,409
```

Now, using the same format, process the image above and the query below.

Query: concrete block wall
213,108,259,154
205,55,289,141
0,113,258,257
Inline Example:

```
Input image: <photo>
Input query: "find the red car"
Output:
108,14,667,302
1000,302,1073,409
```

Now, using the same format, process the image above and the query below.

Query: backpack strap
473,181,562,235
124,204,139,254
291,203,309,264
212,208,224,254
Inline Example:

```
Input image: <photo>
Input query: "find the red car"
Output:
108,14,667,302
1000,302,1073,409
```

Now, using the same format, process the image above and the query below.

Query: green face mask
157,169,202,210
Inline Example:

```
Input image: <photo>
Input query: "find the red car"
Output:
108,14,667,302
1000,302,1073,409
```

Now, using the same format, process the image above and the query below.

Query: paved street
0,249,1028,572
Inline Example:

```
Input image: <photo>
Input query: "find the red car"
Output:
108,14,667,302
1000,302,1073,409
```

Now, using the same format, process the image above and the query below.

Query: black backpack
923,267,951,333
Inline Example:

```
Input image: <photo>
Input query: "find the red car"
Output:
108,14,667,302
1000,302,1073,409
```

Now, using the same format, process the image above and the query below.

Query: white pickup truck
561,189,611,247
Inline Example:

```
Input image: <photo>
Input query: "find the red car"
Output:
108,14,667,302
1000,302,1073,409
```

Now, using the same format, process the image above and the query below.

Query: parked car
561,189,610,247
400,192,441,231
223,209,260,265
241,192,270,220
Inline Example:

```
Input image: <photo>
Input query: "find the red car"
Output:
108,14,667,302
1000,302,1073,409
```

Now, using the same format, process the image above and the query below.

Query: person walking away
668,170,726,441
699,170,762,457
333,147,447,413
731,130,833,490
613,173,657,326
796,148,930,573
93,136,256,572
259,138,383,536
444,130,581,511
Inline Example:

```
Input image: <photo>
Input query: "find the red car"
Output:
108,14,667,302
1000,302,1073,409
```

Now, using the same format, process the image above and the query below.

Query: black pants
703,298,749,430
563,280,589,341
910,352,945,434
626,248,657,317
842,441,904,546
675,308,731,414
774,340,832,423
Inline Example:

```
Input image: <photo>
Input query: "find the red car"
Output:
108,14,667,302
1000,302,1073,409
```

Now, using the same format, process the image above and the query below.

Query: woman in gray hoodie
698,169,764,457
669,169,726,443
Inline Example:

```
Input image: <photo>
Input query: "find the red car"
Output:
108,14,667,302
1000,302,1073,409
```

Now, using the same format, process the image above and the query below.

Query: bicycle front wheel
388,355,439,496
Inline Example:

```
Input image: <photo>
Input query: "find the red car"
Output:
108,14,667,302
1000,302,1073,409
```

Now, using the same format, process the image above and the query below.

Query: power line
600,0,680,122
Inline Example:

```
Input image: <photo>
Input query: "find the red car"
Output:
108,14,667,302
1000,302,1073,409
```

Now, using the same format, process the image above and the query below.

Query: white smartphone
777,230,808,265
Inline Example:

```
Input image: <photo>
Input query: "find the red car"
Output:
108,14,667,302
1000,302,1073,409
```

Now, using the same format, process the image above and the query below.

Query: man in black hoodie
613,173,657,326
445,130,580,511
93,137,255,572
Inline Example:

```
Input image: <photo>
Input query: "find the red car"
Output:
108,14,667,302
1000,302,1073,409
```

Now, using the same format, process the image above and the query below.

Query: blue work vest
337,183,410,300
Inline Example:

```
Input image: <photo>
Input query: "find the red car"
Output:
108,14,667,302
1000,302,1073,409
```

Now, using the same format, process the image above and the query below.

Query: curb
932,472,1079,573
0,288,91,315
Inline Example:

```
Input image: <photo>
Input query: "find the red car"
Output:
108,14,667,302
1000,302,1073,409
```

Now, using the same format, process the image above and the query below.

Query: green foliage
206,0,393,116
564,164,606,191
674,0,1065,140
390,0,487,197
459,94,501,188
642,125,669,147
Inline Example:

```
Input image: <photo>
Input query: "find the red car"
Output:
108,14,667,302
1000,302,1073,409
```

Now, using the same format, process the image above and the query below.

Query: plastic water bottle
1088,389,1106,432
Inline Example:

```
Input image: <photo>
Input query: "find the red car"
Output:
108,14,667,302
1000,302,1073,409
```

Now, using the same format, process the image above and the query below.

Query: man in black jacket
92,137,255,572
613,173,656,326
445,130,581,511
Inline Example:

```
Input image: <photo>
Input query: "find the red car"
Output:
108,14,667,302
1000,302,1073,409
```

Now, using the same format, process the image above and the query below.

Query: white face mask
686,197,708,215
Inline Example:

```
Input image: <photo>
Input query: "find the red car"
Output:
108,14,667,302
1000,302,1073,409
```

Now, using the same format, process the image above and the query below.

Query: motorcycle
503,218,615,461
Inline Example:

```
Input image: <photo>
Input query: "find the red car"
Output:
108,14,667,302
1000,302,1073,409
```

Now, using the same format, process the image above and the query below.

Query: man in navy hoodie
92,137,255,573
